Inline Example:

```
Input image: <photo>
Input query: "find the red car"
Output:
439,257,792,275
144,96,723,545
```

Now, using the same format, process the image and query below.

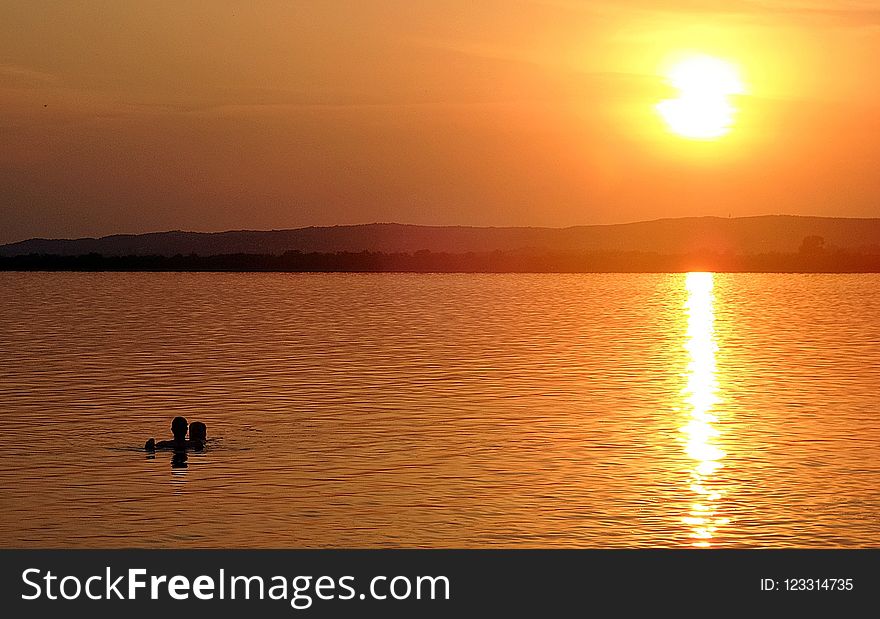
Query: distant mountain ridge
3,216,880,257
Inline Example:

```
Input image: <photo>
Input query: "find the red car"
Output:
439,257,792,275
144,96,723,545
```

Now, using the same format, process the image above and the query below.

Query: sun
656,55,745,140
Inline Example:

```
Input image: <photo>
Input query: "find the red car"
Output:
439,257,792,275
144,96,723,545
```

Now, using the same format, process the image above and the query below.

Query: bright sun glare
656,55,745,140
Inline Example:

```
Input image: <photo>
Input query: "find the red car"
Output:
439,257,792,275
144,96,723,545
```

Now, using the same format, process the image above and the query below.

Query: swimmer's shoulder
147,439,182,450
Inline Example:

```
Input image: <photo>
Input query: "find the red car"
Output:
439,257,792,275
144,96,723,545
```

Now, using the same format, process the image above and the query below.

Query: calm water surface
0,272,878,548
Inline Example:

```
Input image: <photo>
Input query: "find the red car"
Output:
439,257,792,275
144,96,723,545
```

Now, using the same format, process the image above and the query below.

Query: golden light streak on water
681,272,729,547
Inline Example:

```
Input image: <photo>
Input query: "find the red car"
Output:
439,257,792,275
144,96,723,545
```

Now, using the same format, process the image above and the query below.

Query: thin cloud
0,63,59,85
532,0,880,25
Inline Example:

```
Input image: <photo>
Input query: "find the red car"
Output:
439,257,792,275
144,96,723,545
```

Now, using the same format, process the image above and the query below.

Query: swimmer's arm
144,438,202,451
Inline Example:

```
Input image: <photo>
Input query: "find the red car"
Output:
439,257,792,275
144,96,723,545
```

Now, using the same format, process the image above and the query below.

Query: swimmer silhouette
189,421,207,451
145,417,208,451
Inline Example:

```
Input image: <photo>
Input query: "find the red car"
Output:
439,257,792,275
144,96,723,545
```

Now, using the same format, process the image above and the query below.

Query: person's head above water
171,416,188,441
190,422,207,443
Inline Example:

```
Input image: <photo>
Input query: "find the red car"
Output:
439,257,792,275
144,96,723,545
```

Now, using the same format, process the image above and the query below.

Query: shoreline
2,250,880,274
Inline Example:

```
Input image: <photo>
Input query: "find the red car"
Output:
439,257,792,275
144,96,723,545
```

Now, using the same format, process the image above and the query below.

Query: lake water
0,272,878,548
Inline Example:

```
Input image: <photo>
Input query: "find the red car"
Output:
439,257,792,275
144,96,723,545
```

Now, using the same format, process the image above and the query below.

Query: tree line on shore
2,247,880,273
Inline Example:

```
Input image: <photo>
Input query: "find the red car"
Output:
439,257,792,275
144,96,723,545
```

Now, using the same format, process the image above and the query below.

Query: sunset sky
2,1,880,243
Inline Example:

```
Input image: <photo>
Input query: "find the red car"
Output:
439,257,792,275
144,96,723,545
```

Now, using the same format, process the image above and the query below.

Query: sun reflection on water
681,272,729,547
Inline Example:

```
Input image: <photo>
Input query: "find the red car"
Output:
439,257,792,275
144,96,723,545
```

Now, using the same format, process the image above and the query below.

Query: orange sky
2,1,880,243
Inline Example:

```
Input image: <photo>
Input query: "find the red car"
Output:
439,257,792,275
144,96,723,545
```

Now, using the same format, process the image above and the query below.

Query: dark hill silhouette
2,216,880,257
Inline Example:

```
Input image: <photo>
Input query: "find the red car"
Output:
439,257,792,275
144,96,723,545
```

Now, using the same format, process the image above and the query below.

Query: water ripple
0,272,878,547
